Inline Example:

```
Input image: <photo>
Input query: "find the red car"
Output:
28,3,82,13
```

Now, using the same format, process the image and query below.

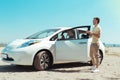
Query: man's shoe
92,68,99,73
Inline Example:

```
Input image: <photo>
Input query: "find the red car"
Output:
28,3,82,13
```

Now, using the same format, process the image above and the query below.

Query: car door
76,27,90,61
55,27,90,62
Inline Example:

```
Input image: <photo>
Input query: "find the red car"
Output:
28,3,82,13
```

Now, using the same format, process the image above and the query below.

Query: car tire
89,50,103,65
99,50,103,64
33,51,51,71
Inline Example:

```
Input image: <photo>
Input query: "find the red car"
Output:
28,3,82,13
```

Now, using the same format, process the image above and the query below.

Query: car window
50,29,76,41
58,29,76,40
50,34,58,41
26,29,59,39
77,28,89,39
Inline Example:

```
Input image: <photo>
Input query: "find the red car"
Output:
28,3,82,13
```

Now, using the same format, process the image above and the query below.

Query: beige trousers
90,43,99,67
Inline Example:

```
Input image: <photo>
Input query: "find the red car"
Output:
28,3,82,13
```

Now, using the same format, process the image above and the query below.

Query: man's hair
94,17,100,24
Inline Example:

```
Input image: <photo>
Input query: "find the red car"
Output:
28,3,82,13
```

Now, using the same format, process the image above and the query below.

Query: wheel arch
99,49,104,58
32,49,54,66
99,49,104,64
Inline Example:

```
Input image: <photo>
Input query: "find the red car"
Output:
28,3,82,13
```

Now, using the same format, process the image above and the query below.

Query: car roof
59,27,71,30
57,25,91,31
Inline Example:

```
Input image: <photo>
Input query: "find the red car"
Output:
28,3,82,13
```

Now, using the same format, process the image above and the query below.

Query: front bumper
1,49,33,65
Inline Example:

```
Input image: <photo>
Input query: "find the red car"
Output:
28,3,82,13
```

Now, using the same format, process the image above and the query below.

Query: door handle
78,42,87,44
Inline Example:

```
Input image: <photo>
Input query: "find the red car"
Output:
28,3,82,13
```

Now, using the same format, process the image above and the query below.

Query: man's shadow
49,62,91,73
0,62,91,73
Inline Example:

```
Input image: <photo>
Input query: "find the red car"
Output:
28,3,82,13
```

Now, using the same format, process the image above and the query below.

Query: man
87,17,101,73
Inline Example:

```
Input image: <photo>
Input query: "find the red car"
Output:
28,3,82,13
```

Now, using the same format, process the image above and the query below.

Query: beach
0,47,120,80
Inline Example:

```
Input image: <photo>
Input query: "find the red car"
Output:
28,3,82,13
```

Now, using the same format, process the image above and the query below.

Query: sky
0,0,120,44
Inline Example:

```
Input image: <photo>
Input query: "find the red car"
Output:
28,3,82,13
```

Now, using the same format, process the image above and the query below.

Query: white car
1,26,105,71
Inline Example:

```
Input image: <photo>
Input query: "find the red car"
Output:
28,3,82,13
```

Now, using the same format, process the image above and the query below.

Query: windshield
26,29,60,39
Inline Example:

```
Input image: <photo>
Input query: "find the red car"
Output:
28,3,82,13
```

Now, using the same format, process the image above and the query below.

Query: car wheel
89,50,103,65
33,51,51,71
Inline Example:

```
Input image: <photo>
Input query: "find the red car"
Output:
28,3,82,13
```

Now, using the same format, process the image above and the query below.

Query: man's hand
86,31,93,35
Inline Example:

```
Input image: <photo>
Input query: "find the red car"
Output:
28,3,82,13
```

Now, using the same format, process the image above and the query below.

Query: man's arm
86,31,100,38
92,31,100,38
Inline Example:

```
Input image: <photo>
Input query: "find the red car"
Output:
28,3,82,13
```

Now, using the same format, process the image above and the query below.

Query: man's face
93,19,98,25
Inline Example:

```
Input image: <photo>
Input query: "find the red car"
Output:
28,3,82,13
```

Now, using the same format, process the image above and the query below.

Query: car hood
3,39,42,51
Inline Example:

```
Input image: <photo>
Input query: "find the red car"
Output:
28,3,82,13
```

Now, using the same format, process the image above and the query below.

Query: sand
0,47,120,80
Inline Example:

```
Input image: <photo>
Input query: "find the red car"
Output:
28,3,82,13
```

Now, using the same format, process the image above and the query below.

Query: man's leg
94,44,100,68
91,43,100,73
90,44,96,66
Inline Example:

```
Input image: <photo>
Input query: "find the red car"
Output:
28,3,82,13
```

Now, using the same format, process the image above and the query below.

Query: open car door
55,26,91,62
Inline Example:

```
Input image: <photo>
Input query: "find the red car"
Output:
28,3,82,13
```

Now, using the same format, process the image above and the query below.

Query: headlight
17,40,39,48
